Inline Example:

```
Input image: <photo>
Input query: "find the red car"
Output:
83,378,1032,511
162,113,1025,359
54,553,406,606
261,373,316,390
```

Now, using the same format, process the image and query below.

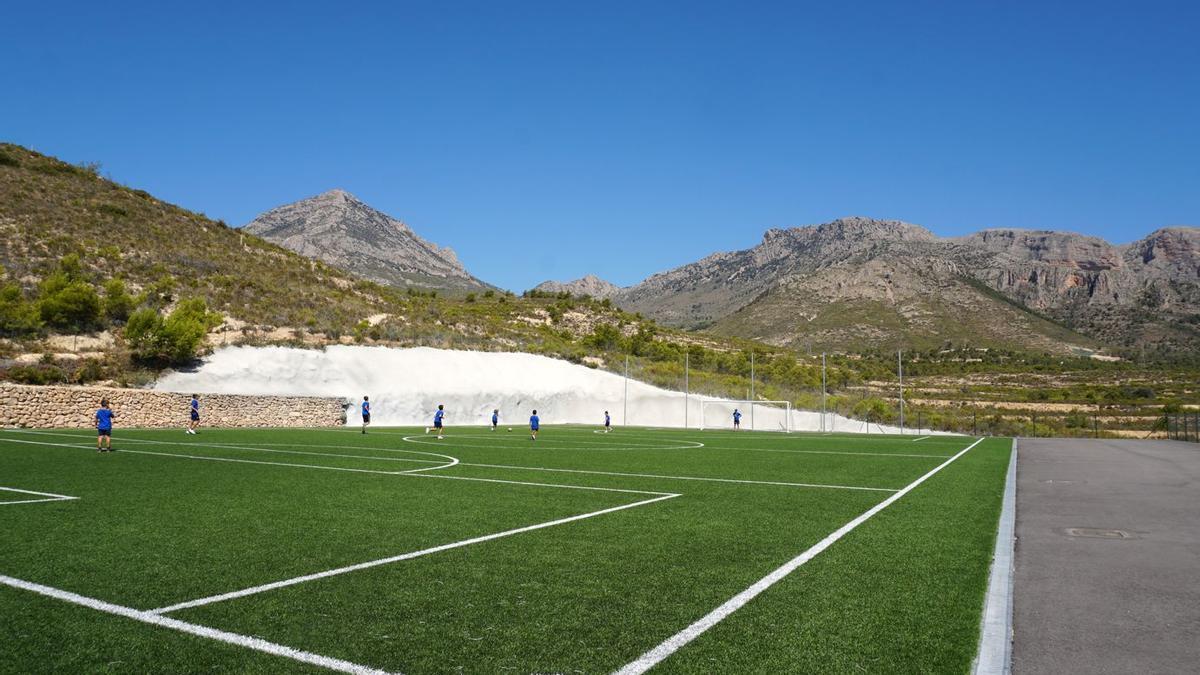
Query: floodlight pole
898,349,905,435
821,353,827,433
750,351,755,431
624,354,629,427
684,352,689,429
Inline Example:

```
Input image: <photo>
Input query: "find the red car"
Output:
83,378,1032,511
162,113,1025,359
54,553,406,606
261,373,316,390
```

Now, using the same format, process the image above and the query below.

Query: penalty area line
0,486,79,506
0,574,390,675
150,492,680,615
614,437,986,675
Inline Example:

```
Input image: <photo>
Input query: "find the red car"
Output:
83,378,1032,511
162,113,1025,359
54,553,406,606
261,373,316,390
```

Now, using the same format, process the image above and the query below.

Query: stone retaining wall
0,384,345,429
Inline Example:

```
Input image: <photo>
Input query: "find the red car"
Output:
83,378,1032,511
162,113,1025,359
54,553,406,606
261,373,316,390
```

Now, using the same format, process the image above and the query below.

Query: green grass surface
1,425,1010,673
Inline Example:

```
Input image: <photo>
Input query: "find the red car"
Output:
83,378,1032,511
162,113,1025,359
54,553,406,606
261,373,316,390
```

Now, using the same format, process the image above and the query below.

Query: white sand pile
155,345,941,434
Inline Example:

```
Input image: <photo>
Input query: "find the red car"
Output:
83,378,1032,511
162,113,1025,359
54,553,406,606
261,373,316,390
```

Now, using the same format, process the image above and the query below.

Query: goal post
699,399,792,432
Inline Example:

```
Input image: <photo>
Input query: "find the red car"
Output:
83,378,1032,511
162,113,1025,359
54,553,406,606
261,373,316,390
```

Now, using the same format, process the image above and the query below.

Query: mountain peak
533,275,622,299
243,191,489,291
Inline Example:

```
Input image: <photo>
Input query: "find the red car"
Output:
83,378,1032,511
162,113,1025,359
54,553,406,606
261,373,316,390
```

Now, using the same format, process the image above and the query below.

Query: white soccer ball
508,427,512,432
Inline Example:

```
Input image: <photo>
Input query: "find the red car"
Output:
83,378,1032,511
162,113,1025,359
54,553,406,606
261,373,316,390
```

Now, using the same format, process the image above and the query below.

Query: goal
699,399,792,433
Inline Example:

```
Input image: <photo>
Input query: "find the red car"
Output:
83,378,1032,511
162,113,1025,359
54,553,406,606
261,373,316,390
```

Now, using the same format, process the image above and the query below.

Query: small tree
125,298,221,365
0,282,42,336
37,273,101,332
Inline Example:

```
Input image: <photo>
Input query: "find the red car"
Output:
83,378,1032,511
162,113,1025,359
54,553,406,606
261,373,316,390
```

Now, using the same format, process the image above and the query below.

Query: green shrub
103,278,136,322
125,298,221,365
0,283,41,336
5,364,67,385
37,274,101,332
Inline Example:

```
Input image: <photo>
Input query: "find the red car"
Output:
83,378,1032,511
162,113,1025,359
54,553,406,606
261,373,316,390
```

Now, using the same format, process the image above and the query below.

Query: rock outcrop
532,274,622,299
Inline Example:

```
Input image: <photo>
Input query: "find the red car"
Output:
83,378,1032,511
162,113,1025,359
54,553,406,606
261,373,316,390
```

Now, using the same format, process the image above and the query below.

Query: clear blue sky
4,1,1197,291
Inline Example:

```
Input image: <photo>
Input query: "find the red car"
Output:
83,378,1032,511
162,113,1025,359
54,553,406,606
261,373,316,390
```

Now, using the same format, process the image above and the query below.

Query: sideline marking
972,438,1017,675
0,434,668,497
614,437,987,675
912,436,932,442
7,430,457,473
452,462,898,492
741,447,949,459
150,492,680,615
399,434,705,451
0,574,389,675
0,486,79,506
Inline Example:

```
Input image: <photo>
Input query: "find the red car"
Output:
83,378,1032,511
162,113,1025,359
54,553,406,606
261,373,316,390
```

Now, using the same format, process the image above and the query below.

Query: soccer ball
507,427,512,432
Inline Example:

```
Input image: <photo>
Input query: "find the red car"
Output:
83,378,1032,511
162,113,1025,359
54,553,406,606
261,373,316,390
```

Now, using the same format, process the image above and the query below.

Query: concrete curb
973,437,1017,675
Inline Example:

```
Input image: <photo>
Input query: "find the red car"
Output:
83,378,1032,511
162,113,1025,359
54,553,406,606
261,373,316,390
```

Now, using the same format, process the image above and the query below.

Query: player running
428,404,446,439
491,409,500,431
186,394,200,434
361,396,370,434
733,408,742,430
530,409,539,441
604,410,612,433
95,399,114,452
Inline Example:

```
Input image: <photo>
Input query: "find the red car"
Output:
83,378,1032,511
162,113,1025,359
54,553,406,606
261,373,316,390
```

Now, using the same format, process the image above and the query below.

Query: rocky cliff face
532,275,622,299
244,190,490,291
612,218,1199,355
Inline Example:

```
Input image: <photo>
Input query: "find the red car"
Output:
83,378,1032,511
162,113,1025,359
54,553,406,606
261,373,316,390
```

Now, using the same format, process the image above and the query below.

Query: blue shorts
531,425,539,431
434,420,443,429
98,428,112,437
362,413,370,423
190,411,200,421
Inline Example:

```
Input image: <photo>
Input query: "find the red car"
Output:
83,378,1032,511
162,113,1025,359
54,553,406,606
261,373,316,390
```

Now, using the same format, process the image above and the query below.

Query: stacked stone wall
0,384,345,429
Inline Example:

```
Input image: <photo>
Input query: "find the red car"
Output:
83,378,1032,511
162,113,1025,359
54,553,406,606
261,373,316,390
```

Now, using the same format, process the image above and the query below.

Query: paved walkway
1013,439,1200,674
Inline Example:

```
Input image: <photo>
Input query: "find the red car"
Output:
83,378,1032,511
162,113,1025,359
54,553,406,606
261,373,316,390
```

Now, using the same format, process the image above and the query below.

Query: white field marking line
0,574,390,675
614,437,987,675
0,436,668,497
0,486,79,506
399,435,706,451
452,462,899,493
150,492,680,615
740,447,951,459
972,438,1018,675
8,430,457,472
0,437,407,476
912,435,932,442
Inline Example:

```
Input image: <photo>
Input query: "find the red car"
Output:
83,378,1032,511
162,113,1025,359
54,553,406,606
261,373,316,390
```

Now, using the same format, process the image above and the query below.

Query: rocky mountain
532,275,622,299
243,190,490,291
612,217,1199,356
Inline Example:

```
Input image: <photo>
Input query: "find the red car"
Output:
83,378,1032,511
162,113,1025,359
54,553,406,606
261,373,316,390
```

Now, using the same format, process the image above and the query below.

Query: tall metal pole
750,351,755,431
821,353,827,433
624,354,629,427
898,349,905,435
684,352,689,429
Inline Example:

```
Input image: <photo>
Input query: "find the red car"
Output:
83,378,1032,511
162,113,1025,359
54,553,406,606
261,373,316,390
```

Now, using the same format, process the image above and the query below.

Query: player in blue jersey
733,408,742,430
529,409,539,441
95,399,114,452
361,396,370,434
186,394,200,434
428,404,446,439
491,409,499,431
604,410,611,433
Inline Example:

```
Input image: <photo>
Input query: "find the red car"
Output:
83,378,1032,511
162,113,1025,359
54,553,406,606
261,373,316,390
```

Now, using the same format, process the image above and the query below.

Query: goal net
699,399,792,433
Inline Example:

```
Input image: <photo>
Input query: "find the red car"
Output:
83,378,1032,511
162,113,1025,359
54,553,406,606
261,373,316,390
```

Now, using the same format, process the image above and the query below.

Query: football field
1,425,1011,673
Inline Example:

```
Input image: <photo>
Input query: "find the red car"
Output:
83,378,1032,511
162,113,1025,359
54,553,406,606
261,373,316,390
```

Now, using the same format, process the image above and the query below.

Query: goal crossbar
699,399,792,433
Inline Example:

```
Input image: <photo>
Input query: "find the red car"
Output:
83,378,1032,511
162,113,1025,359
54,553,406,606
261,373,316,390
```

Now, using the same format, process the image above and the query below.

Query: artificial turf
0,426,1010,673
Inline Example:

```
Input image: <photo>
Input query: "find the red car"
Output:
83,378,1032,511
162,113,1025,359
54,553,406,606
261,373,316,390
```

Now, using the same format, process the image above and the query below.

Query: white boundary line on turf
614,437,987,675
149,492,680,615
740,447,950,459
0,435,670,497
0,486,79,506
912,436,932,442
452,462,899,492
397,434,706,451
7,430,457,472
0,574,390,675
972,438,1017,675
